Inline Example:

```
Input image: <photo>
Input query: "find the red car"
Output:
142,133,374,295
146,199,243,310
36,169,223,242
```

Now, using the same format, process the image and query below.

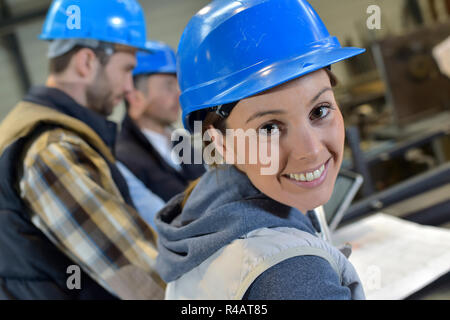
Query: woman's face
222,69,345,213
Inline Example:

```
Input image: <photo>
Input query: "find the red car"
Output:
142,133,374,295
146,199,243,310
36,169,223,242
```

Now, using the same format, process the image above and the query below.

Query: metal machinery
340,22,450,227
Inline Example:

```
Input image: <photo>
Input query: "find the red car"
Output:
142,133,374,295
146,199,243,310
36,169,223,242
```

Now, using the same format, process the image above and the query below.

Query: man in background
116,41,205,202
0,0,164,299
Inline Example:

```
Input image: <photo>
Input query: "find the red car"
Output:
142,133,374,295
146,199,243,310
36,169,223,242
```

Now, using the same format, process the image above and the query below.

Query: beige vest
165,225,366,300
0,101,114,162
0,101,166,299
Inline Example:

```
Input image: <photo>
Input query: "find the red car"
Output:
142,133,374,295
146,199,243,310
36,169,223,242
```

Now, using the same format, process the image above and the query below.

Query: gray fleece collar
155,165,320,282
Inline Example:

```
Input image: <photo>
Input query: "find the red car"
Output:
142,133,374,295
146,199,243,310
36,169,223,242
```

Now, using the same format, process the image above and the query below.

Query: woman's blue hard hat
178,0,366,132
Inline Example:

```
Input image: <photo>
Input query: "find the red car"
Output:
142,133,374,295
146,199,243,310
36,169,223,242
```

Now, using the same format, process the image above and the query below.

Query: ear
127,89,147,120
74,48,98,80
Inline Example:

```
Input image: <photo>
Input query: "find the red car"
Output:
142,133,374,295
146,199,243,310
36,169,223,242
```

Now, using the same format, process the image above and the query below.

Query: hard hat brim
39,35,152,53
182,46,366,131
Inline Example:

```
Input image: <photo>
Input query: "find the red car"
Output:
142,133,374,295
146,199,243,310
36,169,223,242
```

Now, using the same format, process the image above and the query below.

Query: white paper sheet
332,213,450,300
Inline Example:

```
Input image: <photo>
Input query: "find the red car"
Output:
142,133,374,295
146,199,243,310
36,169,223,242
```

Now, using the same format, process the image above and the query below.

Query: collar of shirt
141,128,182,171
23,86,118,150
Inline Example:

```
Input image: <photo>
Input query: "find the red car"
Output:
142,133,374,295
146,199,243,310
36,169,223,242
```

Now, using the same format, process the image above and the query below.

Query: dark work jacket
116,115,205,202
0,86,135,300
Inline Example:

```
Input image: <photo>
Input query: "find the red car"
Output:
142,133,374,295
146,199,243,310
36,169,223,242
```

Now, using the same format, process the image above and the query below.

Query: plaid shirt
19,127,164,298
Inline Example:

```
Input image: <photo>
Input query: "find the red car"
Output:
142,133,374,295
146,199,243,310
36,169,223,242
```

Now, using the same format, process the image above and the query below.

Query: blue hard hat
133,41,177,76
178,0,366,132
39,0,148,51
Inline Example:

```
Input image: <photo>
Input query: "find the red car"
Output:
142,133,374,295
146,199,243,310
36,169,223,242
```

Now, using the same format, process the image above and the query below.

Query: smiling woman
155,0,367,300
226,70,344,214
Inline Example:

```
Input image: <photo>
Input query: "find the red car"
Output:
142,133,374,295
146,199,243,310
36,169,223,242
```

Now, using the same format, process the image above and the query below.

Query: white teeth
287,162,326,182
313,170,321,179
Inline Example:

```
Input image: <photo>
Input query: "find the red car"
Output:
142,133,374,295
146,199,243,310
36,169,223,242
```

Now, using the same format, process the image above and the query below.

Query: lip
283,158,331,189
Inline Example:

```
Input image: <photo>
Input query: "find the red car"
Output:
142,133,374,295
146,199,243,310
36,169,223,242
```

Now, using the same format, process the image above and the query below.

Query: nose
124,72,134,95
289,125,323,162
173,83,182,106
173,83,181,99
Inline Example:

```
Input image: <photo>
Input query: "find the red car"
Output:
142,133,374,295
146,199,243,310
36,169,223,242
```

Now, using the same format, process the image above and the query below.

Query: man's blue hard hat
133,41,177,76
39,0,148,51
178,0,366,132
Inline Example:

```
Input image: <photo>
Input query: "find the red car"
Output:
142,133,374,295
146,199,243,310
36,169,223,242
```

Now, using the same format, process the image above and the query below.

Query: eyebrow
246,110,286,124
245,87,333,124
126,63,136,71
310,87,332,105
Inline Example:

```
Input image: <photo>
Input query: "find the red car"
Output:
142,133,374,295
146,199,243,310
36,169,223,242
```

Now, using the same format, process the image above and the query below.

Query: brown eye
310,104,332,121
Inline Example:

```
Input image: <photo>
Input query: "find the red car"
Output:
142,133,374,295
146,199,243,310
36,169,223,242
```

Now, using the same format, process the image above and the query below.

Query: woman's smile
282,157,331,189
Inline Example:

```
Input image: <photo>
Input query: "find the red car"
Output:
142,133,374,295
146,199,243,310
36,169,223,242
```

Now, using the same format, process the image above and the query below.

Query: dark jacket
116,115,205,202
0,86,133,300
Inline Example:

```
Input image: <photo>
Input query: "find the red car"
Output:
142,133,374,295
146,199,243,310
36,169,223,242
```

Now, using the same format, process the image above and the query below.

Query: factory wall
0,0,442,122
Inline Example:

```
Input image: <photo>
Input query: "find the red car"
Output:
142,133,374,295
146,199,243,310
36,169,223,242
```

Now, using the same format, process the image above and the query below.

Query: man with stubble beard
0,0,164,300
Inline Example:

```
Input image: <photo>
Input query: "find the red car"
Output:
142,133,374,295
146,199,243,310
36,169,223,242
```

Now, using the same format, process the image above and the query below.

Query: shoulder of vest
166,226,344,300
0,101,114,163
24,127,97,157
232,227,342,299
